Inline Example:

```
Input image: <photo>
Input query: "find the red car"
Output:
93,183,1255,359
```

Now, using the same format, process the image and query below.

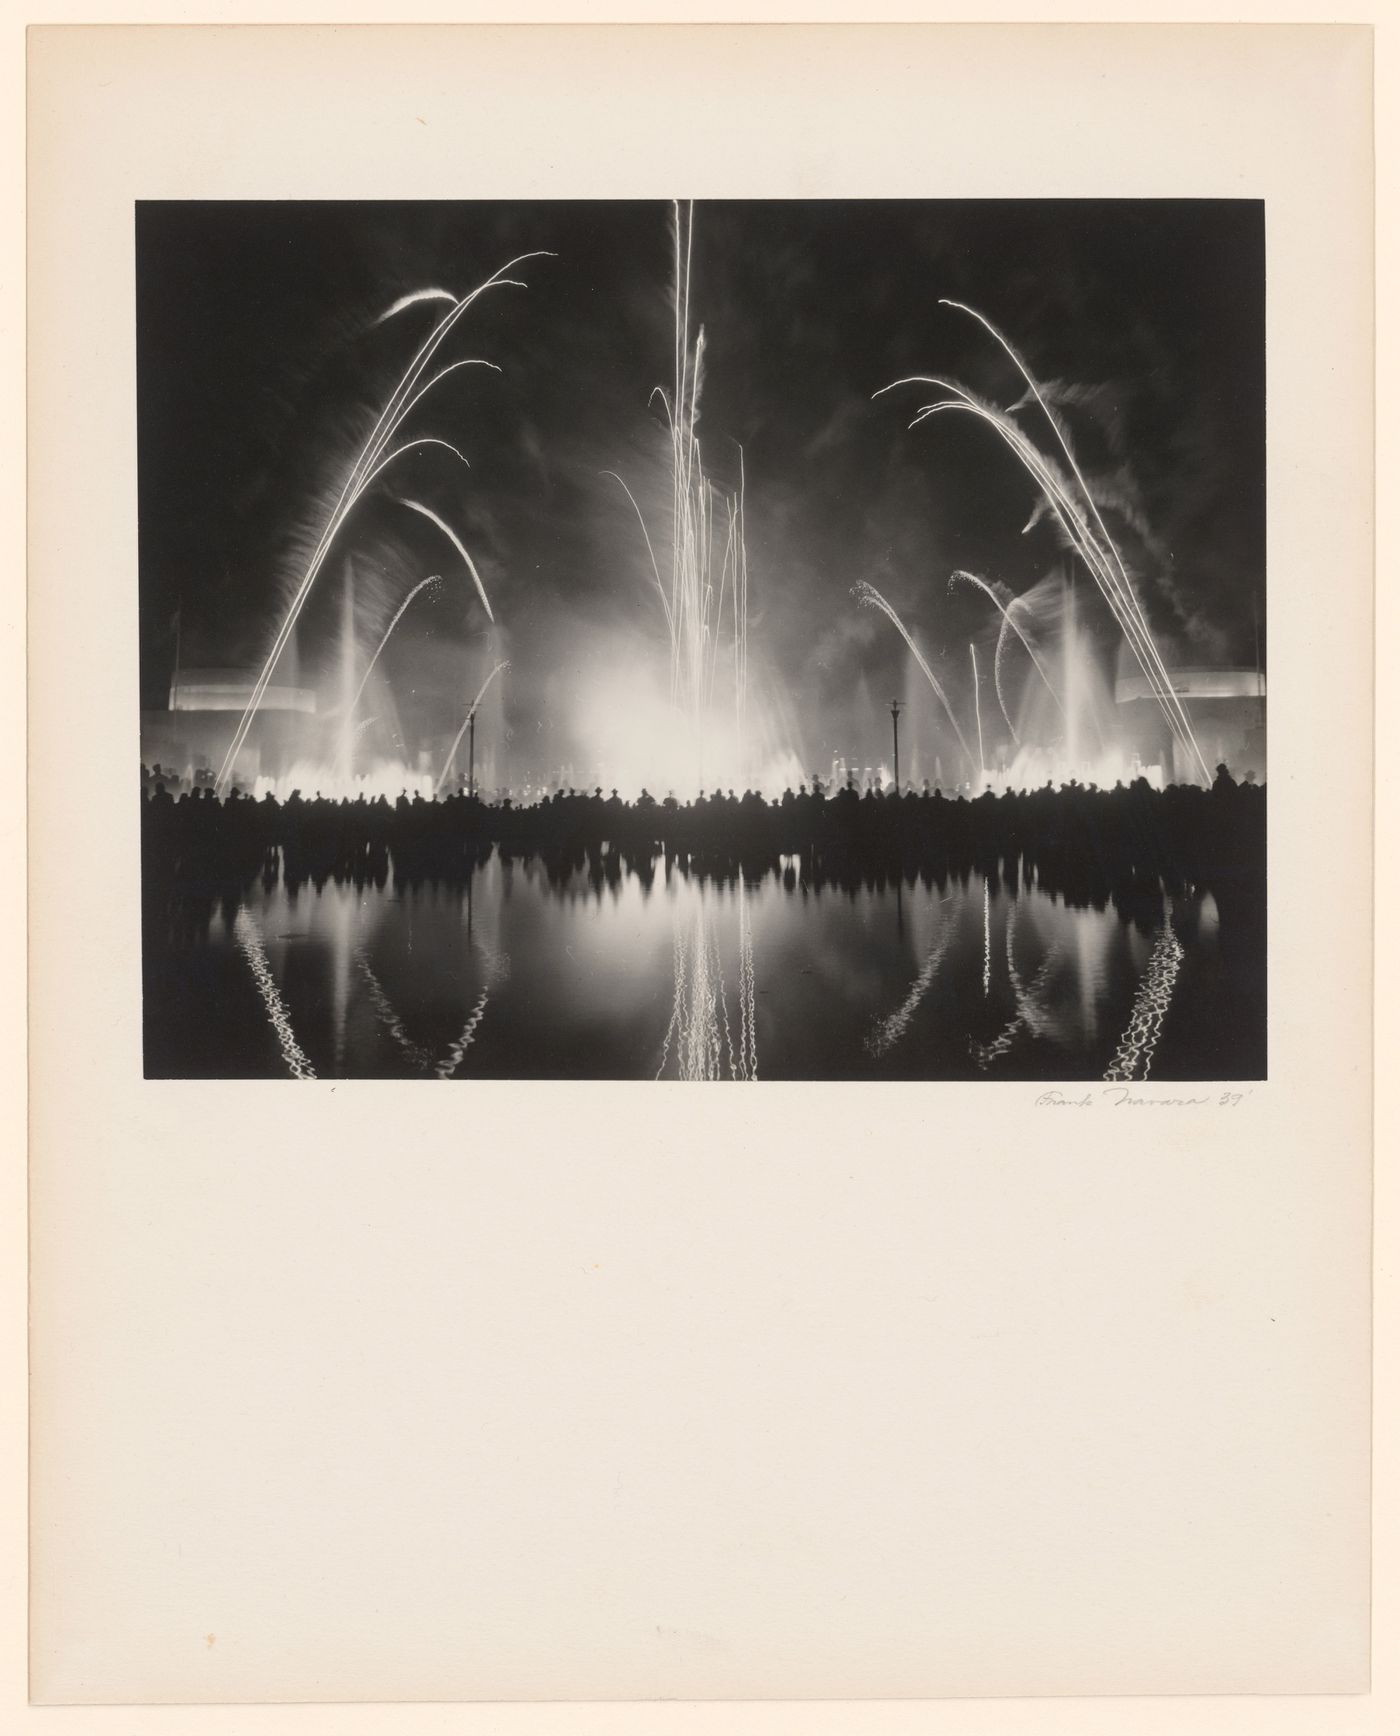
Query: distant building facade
141,667,318,786
1115,667,1266,783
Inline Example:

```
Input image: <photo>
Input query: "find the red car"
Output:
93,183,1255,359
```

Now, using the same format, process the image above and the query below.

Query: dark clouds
137,199,1263,777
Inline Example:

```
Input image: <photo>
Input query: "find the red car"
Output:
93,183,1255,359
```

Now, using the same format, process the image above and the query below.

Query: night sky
137,199,1264,783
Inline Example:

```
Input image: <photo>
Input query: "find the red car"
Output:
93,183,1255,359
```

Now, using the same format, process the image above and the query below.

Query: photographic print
33,20,1377,1715
137,197,1267,1082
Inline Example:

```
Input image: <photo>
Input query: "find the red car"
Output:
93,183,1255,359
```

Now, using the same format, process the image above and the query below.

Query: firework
346,574,443,720
435,660,510,796
852,580,975,773
949,568,1063,742
215,253,551,791
875,302,1211,784
607,201,751,790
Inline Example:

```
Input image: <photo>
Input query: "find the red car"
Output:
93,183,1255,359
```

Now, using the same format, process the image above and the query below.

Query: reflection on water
230,907,317,1081
143,854,1265,1081
1103,903,1186,1082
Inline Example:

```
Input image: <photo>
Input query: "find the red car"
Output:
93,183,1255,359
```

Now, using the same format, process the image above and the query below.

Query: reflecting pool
143,852,1265,1081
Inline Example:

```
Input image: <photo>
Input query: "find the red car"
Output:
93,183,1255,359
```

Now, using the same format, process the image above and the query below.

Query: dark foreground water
143,854,1265,1081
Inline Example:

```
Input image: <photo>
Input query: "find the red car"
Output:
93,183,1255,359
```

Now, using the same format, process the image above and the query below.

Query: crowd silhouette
141,764,1265,937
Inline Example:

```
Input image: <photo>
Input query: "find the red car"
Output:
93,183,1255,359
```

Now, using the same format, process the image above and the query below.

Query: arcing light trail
875,301,1211,785
373,287,457,325
394,498,493,621
215,252,551,792
949,569,1063,742
435,660,510,796
347,574,443,719
853,581,975,773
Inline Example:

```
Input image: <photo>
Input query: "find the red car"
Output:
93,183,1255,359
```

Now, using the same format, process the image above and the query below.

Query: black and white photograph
28,17,1382,1721
137,197,1267,1082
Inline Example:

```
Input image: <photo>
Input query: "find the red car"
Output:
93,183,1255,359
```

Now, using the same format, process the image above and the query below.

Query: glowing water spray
875,302,1211,784
347,574,442,719
949,569,1063,742
435,660,509,796
969,642,986,777
215,252,551,791
336,564,358,788
852,581,975,773
607,201,751,788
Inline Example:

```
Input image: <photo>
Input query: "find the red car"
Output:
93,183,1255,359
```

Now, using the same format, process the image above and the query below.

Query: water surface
143,853,1265,1081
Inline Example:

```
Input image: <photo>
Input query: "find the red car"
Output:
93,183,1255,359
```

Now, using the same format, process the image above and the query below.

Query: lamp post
889,699,904,794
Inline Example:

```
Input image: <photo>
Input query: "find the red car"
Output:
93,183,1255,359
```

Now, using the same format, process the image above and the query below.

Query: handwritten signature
1035,1087,1252,1109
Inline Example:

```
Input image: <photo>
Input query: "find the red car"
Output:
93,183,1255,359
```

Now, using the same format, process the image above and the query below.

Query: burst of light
252,760,436,803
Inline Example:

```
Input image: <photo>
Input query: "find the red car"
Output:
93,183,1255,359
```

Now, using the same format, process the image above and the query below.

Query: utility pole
889,699,903,794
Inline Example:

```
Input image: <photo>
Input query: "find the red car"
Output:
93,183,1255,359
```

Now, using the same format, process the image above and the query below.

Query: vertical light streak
982,879,991,996
610,205,751,790
970,641,986,780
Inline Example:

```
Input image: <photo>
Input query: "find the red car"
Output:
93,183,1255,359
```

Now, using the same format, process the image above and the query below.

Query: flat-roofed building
1115,667,1266,783
141,667,319,787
